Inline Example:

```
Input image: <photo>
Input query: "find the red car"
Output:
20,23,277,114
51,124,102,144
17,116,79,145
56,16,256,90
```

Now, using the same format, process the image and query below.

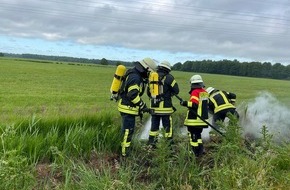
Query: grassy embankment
0,57,290,189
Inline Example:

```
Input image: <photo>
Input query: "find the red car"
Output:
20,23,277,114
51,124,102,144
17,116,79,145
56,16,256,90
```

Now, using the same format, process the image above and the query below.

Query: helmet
139,58,158,72
206,87,215,94
159,61,171,71
190,75,203,84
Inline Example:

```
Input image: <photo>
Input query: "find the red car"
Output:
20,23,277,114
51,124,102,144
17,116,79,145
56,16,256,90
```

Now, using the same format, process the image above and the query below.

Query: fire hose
174,94,225,136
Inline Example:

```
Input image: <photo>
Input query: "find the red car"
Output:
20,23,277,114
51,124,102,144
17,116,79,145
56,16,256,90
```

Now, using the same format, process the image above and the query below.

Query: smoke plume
139,116,213,141
239,92,290,143
140,92,290,144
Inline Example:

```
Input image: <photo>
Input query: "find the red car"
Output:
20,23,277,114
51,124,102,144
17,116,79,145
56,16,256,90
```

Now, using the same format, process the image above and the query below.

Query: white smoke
139,116,212,141
139,117,153,140
179,119,213,141
140,92,290,143
239,92,290,143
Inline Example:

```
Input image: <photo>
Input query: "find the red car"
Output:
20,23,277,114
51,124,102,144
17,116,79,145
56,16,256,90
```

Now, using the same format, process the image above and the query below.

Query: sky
1,0,290,65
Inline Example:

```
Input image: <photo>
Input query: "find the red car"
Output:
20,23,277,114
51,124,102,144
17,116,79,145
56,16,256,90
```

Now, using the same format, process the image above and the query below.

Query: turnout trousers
148,114,173,147
120,113,135,156
187,127,205,157
213,108,239,129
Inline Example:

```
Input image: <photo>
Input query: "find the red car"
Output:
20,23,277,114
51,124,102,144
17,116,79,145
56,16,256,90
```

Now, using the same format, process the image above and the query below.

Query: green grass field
0,57,290,189
1,58,118,123
1,57,290,124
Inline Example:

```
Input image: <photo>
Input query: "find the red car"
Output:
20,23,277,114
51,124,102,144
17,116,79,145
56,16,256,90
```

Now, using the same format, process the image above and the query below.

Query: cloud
1,0,290,64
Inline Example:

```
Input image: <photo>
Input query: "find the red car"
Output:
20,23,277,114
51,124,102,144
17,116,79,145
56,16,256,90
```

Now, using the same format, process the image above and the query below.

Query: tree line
172,59,290,80
2,53,133,67
2,52,290,80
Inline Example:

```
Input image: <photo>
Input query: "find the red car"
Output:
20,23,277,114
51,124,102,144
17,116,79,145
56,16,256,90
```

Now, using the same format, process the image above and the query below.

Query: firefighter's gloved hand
180,100,187,107
142,107,151,113
230,100,236,105
139,101,147,112
110,94,119,101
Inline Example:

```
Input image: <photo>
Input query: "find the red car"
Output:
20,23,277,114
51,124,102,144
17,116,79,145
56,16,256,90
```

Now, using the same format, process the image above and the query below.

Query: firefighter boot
196,144,205,157
147,136,157,149
191,146,199,157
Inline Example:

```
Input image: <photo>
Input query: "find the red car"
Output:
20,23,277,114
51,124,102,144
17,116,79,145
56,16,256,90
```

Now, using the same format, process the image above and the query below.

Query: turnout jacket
118,68,146,115
148,69,179,115
183,88,209,127
208,90,236,114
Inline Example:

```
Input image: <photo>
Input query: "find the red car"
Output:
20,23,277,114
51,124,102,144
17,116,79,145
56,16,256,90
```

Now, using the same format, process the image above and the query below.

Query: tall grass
198,115,290,189
1,102,289,189
0,111,123,189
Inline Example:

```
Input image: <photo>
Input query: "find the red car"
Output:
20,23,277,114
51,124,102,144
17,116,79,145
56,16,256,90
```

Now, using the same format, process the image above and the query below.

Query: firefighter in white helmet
147,61,180,148
180,74,209,157
118,57,157,157
206,86,239,129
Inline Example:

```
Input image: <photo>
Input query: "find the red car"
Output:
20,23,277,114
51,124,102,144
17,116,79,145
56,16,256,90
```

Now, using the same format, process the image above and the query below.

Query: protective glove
110,94,119,102
139,101,154,114
180,100,187,107
138,101,147,112
142,107,151,113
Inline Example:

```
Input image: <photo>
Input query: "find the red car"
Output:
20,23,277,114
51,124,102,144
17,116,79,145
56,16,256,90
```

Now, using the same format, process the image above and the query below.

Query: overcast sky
1,0,290,65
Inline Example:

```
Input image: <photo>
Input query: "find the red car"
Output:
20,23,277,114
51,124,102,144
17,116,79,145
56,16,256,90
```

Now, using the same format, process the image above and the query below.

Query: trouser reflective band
190,142,198,147
197,139,202,144
149,131,159,137
164,116,173,138
189,133,198,147
121,129,131,156
165,126,172,138
122,142,131,156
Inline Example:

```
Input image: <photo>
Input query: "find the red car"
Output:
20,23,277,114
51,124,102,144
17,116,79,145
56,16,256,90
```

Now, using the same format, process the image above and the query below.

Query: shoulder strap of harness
119,68,140,93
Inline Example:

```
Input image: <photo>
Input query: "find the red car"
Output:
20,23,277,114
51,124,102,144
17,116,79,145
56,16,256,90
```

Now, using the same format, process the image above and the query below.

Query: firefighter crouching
180,75,209,157
147,61,180,148
117,58,157,157
206,87,239,129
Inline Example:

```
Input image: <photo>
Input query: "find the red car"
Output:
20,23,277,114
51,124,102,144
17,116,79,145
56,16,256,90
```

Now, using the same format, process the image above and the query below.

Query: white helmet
206,87,215,94
159,61,171,71
139,58,158,72
190,75,203,84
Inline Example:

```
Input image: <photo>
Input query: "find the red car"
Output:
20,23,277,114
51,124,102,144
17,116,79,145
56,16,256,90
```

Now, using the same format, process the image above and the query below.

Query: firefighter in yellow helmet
206,87,239,129
147,61,180,148
180,75,209,157
118,58,157,157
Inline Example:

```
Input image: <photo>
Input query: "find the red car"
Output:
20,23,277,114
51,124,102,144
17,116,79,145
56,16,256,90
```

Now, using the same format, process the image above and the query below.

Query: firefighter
180,75,209,157
117,57,157,157
147,61,180,148
206,87,239,129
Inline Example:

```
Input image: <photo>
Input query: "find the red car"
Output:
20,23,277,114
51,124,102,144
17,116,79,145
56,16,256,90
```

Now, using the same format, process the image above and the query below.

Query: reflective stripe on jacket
209,90,236,113
184,88,209,127
149,70,179,115
118,68,145,115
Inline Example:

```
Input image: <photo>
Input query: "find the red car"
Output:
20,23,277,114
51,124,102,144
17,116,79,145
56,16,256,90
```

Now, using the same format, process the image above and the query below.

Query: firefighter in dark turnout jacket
118,58,157,157
147,61,179,147
206,87,239,129
180,75,209,156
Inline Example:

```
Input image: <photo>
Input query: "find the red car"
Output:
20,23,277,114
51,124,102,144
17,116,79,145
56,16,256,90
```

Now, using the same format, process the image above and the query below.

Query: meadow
0,57,290,189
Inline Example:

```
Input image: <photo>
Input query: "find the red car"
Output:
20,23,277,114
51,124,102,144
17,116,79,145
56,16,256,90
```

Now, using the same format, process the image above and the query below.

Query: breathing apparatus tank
149,71,159,103
110,64,126,101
